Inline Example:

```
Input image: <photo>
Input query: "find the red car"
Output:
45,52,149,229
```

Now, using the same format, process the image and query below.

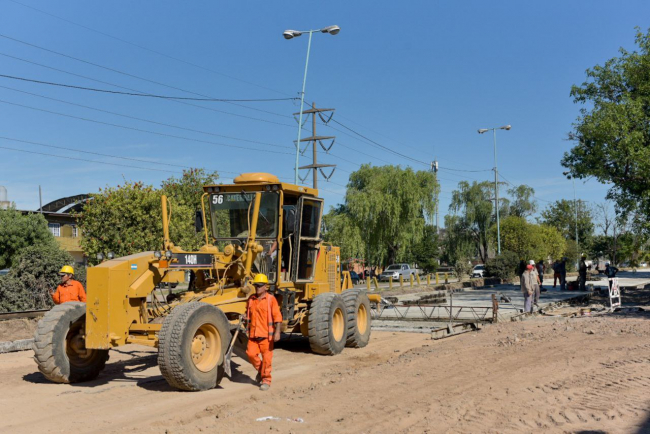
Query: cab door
291,196,324,283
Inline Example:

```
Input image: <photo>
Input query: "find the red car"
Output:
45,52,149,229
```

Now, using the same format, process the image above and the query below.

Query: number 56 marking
212,195,223,204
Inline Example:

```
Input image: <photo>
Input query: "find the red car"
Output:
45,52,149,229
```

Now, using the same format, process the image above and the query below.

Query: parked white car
471,264,485,278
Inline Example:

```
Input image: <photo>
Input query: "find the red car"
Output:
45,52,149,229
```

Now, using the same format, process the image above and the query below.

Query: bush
485,251,519,281
0,208,57,269
0,244,73,312
453,258,472,279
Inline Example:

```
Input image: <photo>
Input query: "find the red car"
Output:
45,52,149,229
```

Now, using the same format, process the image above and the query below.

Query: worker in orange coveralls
50,265,86,304
245,273,282,391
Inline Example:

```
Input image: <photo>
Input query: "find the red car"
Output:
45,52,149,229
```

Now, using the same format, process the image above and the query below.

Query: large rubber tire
32,302,109,383
308,293,348,355
158,302,230,391
342,289,372,348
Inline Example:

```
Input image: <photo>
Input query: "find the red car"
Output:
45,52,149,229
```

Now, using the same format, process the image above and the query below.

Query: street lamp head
283,30,302,40
478,129,489,134
500,125,512,131
321,25,340,35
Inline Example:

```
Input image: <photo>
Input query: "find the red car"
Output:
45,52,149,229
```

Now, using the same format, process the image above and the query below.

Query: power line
0,144,181,174
0,73,299,102
329,119,430,167
0,135,239,175
0,98,294,155
6,0,294,98
0,34,294,121
0,84,293,149
0,51,297,128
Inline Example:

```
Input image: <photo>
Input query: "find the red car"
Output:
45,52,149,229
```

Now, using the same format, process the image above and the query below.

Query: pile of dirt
0,318,38,342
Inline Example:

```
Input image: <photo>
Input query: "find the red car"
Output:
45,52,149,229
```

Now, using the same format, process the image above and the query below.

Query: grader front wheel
157,302,230,391
33,302,109,383
308,293,348,355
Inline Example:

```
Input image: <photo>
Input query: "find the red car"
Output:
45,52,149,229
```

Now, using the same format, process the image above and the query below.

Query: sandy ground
1,307,649,433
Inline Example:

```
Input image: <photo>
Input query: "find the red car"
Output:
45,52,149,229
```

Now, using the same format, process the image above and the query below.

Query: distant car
640,262,648,268
0,269,9,277
471,265,485,278
379,263,418,282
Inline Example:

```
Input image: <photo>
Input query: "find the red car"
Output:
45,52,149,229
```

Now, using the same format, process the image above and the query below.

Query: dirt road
1,312,649,433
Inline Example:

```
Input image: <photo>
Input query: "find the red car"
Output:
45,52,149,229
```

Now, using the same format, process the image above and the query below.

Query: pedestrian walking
537,259,546,292
521,264,536,313
579,255,589,291
245,274,282,391
50,265,86,304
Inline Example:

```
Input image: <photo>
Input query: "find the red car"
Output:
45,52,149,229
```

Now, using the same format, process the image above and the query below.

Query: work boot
260,383,270,391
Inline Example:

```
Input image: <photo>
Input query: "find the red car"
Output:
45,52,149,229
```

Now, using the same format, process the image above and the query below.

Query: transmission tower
295,102,336,189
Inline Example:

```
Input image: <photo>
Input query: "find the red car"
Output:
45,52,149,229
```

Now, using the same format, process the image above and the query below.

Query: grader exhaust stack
33,173,373,391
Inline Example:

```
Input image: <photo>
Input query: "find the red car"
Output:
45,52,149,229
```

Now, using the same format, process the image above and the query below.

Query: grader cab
33,173,374,391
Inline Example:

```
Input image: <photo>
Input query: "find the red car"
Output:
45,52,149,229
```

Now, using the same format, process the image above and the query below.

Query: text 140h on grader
33,173,378,391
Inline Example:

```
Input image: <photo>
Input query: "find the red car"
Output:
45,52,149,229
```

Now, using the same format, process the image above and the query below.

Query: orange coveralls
245,293,282,385
51,280,86,304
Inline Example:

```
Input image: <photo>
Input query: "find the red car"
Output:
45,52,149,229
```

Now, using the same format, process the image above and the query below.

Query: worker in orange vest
245,273,282,391
50,265,86,304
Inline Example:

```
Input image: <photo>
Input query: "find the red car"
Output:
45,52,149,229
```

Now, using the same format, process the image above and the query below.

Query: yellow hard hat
59,265,74,275
253,274,269,285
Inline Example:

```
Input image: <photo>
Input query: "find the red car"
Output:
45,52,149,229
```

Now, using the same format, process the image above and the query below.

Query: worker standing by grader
32,173,375,391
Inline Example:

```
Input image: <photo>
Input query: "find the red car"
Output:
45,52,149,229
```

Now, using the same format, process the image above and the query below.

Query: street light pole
284,26,340,185
478,125,511,255
492,128,501,256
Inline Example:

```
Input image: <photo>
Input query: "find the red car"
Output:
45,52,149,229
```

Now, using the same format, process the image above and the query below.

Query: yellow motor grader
33,173,375,391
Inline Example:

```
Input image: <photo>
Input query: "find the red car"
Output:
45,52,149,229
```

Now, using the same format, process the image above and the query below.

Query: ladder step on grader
33,173,379,391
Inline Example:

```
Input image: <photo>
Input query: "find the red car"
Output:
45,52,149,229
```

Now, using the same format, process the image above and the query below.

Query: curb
0,338,34,354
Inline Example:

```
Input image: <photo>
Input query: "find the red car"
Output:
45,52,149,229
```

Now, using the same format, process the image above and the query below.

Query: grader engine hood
85,252,162,349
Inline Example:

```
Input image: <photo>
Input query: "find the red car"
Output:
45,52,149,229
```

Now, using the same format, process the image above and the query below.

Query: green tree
562,28,650,220
0,208,58,269
449,181,493,263
322,205,365,262
79,169,217,263
345,165,437,265
507,185,538,219
405,225,439,273
539,199,594,245
495,216,566,262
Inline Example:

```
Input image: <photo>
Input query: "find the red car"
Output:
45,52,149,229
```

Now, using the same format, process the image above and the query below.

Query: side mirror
195,210,204,233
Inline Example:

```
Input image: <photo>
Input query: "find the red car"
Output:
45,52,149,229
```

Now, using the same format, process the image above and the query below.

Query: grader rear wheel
157,302,230,391
308,293,348,355
342,289,372,348
33,302,109,383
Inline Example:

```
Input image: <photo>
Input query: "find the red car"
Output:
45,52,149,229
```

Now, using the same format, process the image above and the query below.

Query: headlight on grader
154,251,162,259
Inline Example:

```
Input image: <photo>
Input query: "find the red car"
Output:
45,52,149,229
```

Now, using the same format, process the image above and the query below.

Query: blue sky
0,0,648,225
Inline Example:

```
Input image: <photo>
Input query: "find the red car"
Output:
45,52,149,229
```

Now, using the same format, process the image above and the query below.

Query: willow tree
345,165,438,266
449,181,494,263
322,205,365,262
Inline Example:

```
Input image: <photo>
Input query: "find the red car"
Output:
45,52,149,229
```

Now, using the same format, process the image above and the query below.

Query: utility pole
295,102,336,189
431,159,439,233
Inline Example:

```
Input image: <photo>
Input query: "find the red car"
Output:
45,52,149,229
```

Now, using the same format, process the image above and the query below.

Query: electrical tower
294,102,336,189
